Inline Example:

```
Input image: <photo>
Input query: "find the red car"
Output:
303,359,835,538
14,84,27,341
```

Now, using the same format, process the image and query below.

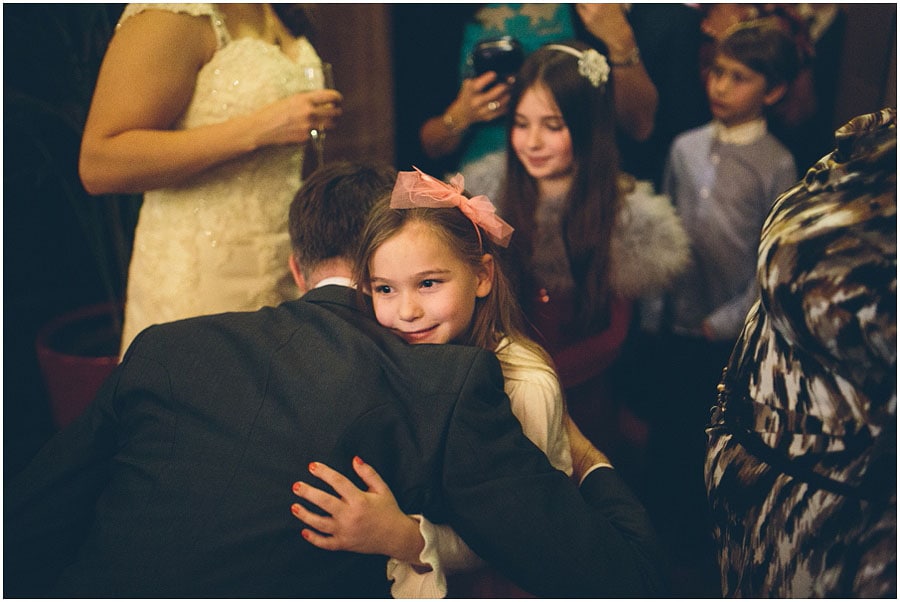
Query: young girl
291,168,573,597
499,41,689,457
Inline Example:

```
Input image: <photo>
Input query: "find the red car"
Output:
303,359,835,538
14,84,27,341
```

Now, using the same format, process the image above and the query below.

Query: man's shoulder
386,340,500,385
156,300,303,331
145,287,355,338
124,300,309,358
125,291,498,386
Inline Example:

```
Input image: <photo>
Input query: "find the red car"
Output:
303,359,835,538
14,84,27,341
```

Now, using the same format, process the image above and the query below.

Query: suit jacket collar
301,284,375,315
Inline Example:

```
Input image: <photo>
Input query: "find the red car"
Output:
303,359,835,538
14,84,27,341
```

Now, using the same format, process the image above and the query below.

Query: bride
79,3,342,354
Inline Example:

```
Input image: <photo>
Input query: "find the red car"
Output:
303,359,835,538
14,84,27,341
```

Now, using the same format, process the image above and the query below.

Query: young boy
664,19,799,345
627,20,800,583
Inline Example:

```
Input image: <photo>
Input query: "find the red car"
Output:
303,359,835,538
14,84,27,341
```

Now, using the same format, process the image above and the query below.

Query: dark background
4,4,137,478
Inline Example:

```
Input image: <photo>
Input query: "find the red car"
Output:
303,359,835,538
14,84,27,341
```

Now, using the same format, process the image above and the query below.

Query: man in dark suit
5,162,666,598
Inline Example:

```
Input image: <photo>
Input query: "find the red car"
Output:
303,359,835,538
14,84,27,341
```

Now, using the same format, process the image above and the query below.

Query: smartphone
470,36,524,81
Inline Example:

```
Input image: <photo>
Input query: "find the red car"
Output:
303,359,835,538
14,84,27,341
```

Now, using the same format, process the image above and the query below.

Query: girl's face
368,221,493,345
511,84,575,191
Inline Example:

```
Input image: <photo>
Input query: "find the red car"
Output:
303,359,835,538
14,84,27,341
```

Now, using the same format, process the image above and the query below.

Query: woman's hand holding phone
447,71,512,129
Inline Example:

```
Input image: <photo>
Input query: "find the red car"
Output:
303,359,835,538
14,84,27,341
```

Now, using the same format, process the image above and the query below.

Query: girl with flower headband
499,41,689,457
292,167,575,598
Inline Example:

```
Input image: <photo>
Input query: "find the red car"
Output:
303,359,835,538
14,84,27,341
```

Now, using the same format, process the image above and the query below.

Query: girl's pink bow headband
389,168,514,248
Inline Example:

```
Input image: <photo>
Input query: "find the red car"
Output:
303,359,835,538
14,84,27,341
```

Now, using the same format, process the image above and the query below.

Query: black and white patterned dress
705,108,896,597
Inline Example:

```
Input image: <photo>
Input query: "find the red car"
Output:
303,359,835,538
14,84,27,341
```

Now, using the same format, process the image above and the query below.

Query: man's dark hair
289,162,397,268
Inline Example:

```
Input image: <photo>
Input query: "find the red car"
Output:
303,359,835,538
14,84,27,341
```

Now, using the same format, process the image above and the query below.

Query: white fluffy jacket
610,176,690,300
457,152,689,300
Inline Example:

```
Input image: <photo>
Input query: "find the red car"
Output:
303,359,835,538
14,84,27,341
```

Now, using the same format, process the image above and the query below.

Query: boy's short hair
716,19,800,89
289,161,396,267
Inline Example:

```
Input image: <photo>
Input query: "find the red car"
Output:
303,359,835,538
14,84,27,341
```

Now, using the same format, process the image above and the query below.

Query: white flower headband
544,44,610,88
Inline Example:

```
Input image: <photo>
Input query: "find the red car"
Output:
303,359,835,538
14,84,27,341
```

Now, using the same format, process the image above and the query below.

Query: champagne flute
297,61,334,168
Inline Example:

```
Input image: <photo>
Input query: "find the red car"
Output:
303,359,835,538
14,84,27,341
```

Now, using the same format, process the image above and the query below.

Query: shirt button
700,187,710,199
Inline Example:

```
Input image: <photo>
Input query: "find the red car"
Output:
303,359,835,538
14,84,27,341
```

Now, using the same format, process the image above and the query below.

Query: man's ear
475,254,494,298
289,254,308,294
763,82,788,107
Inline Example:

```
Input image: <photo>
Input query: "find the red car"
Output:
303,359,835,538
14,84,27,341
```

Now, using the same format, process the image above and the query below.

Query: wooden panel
306,4,396,165
834,4,897,126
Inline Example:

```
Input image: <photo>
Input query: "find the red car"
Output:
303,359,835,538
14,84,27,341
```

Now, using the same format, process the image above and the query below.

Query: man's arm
441,351,668,597
291,347,667,597
4,363,124,596
4,328,169,597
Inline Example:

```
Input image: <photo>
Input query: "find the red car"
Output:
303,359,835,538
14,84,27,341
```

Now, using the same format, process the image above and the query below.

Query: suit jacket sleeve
4,328,175,597
4,344,130,596
440,349,668,597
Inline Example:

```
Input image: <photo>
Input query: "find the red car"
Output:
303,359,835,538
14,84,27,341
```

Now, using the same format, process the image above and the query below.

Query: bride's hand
252,88,343,146
291,456,427,563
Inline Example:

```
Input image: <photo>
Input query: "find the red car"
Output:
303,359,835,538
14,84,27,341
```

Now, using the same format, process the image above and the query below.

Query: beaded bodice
118,3,322,352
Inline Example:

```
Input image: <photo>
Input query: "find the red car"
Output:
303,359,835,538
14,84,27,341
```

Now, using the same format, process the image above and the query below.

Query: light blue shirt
662,119,797,340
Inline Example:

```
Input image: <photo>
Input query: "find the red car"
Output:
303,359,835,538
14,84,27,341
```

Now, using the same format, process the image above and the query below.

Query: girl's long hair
500,40,621,334
355,196,550,362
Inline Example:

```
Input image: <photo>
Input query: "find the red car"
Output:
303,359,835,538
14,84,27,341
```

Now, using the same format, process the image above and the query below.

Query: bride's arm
79,9,341,195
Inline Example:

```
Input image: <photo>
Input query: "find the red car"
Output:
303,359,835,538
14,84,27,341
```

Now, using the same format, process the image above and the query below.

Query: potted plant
6,4,140,429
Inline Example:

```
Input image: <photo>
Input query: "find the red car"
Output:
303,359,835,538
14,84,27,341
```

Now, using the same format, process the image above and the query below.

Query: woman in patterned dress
705,108,896,597
79,4,343,354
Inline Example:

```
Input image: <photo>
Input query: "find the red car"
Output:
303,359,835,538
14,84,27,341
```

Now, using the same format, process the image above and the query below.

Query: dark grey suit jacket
5,286,666,597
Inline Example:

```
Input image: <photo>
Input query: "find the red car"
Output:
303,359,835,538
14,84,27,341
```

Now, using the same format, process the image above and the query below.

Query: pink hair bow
390,168,514,248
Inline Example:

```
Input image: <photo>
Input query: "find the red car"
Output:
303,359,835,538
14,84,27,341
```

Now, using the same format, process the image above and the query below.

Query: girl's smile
368,221,493,345
511,84,575,197
394,324,440,344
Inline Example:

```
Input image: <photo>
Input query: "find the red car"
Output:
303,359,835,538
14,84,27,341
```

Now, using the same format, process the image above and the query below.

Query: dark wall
4,4,132,478
834,3,897,124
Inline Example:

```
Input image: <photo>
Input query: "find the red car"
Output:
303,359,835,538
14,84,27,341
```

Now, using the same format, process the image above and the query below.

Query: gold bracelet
442,112,466,136
610,46,641,68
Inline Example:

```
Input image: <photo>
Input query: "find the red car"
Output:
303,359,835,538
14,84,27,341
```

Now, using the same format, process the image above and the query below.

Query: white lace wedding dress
118,3,323,354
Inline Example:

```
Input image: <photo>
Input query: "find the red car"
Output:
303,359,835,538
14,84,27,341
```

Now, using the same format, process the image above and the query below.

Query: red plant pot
35,303,121,429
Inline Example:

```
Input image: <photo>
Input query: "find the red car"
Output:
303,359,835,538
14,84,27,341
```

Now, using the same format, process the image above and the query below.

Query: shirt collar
713,118,768,145
314,276,354,289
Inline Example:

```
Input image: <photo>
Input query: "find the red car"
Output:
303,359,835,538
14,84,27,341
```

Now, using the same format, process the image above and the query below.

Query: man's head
288,161,396,290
